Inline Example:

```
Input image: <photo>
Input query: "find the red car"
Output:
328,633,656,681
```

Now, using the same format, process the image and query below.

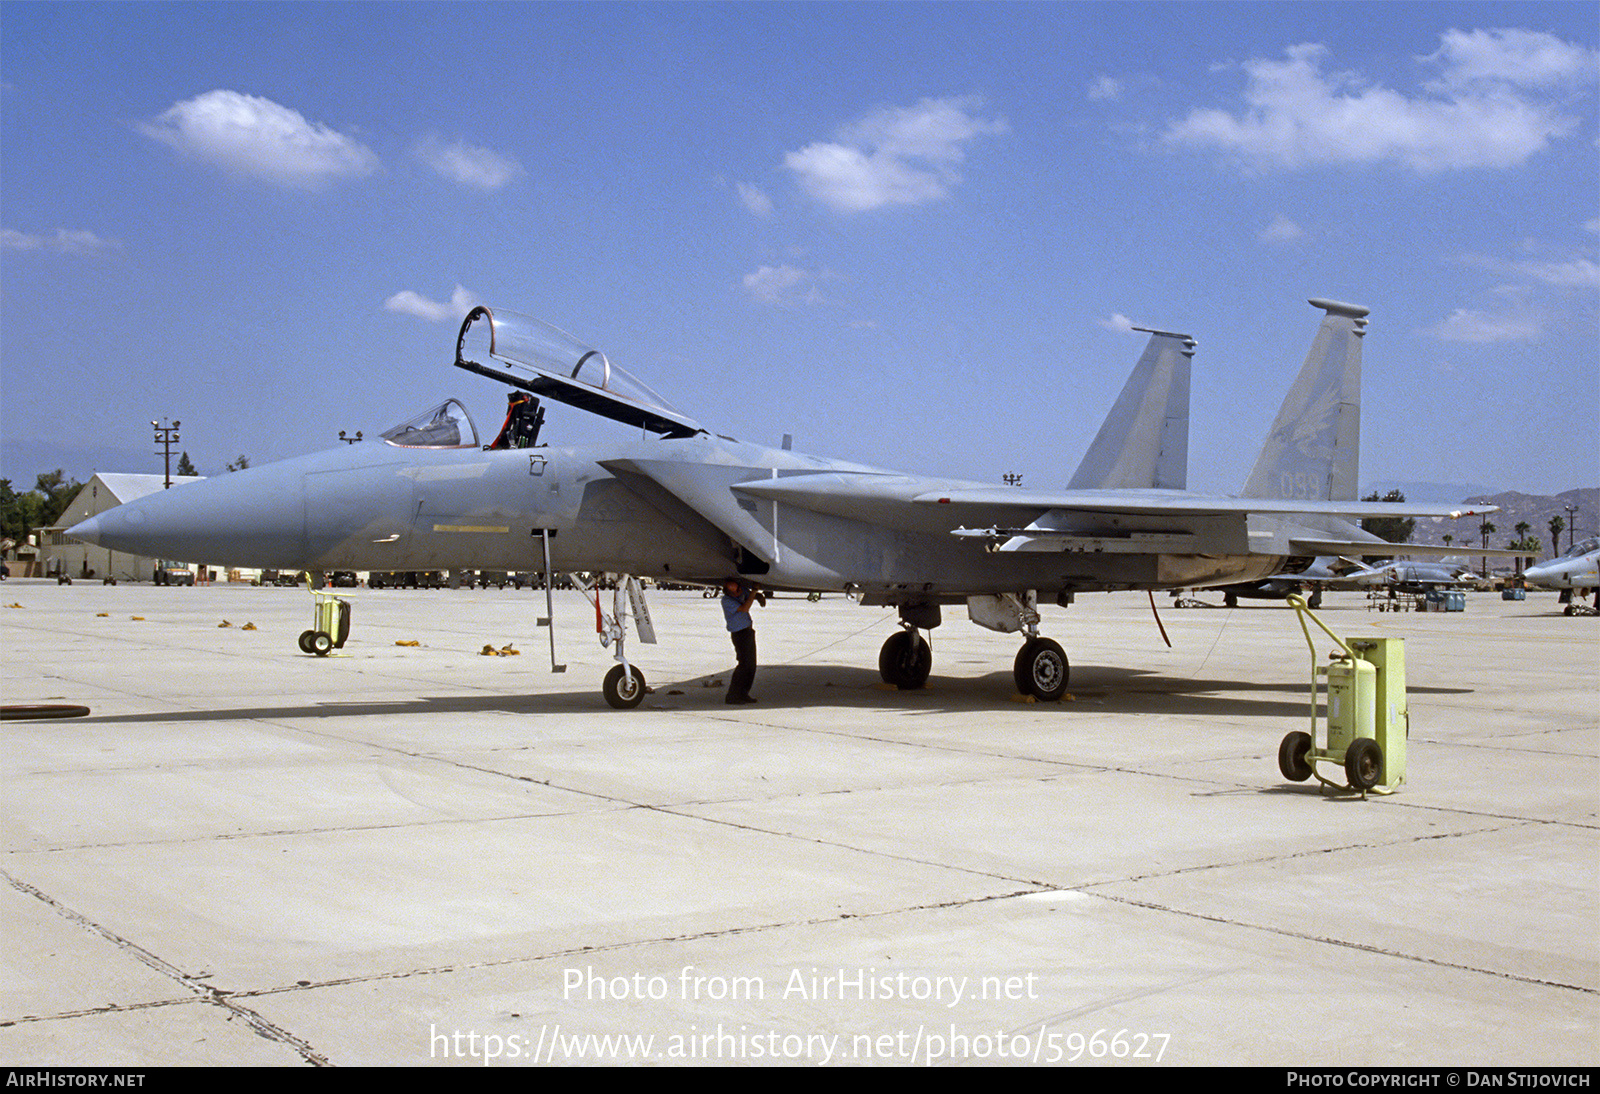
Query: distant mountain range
1413,487,1597,560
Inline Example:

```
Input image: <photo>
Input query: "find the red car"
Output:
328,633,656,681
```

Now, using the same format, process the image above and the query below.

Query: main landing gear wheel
1014,637,1069,701
1278,731,1313,782
603,664,647,709
1344,736,1383,791
878,630,932,690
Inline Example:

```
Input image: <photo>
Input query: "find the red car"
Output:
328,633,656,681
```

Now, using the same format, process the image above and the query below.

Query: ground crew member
721,578,764,704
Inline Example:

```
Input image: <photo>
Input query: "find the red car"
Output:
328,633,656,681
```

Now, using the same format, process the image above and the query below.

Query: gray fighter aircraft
68,298,1496,707
1524,536,1599,614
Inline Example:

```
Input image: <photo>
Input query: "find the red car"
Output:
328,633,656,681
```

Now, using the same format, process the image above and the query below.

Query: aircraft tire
1278,731,1313,782
1307,589,1323,609
603,664,647,709
298,629,317,654
1344,737,1383,791
1016,637,1069,701
311,631,333,657
878,630,931,690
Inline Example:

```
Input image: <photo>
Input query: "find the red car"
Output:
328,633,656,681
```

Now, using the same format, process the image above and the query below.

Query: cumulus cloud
140,90,379,189
742,264,821,307
1423,307,1541,343
1425,28,1600,91
1163,30,1597,172
1259,214,1304,242
415,137,521,190
1,228,118,256
736,181,774,217
1098,313,1137,332
384,285,479,323
784,96,1007,213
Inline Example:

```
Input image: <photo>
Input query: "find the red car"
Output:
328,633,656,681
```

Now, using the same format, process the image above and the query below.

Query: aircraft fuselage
73,433,1287,601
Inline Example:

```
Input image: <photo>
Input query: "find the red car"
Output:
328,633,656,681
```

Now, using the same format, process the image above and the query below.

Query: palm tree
1513,521,1533,575
1479,520,1496,577
1549,515,1566,558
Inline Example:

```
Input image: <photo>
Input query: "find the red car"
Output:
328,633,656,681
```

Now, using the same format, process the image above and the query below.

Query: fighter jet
69,298,1496,707
1524,537,1599,615
1350,560,1481,593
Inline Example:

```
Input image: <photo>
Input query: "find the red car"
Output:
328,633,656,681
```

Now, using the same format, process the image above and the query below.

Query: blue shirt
721,590,752,633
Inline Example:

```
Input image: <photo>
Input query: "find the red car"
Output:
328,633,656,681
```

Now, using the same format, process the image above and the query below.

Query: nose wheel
603,663,647,709
1014,637,1069,701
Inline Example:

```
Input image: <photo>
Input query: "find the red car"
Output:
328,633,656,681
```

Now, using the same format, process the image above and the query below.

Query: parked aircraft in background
1350,560,1480,593
1207,555,1371,608
69,298,1497,707
1524,537,1599,615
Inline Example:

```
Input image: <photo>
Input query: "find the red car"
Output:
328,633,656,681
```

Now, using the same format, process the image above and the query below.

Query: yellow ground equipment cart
1278,594,1407,795
298,574,351,657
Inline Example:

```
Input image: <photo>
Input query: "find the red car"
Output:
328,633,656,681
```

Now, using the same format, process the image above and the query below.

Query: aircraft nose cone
65,514,106,547
66,465,312,566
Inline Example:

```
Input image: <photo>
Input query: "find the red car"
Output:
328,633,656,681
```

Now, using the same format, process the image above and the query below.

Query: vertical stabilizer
1068,328,1193,490
1242,298,1367,501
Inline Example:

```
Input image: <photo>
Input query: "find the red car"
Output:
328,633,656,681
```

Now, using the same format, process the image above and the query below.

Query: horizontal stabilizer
914,487,1497,520
1290,539,1530,560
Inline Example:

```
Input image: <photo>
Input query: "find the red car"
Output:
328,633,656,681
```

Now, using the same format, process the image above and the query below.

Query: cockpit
381,399,480,448
1559,536,1598,560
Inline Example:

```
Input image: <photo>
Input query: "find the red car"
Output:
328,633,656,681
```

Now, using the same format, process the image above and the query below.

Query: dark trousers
728,626,757,700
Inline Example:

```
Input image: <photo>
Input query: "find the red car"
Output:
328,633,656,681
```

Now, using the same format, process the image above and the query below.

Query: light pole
1565,505,1578,553
152,419,181,488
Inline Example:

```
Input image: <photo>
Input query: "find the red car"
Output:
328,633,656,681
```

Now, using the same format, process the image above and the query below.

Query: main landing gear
876,594,1072,701
879,628,932,690
1013,636,1069,701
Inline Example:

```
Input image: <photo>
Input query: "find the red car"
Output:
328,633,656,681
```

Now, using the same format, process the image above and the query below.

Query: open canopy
454,306,703,438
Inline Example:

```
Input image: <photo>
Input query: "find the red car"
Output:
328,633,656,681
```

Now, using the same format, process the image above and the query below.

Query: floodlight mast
152,419,181,488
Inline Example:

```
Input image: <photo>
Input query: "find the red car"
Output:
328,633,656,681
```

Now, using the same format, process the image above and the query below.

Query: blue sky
3,1,1596,499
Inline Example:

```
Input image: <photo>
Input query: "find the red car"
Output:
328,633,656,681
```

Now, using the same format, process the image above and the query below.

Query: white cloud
1511,257,1600,290
415,137,521,190
1,228,118,255
1098,313,1136,332
1259,214,1304,242
784,96,1007,213
1585,218,1600,235
1163,31,1596,172
742,264,821,306
1425,28,1600,91
1423,307,1541,343
1463,250,1600,290
139,90,378,189
384,285,479,323
736,181,773,217
1087,76,1123,102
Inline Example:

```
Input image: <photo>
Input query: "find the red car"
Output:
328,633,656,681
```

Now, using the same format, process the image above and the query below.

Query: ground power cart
298,576,351,656
1278,594,1407,795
